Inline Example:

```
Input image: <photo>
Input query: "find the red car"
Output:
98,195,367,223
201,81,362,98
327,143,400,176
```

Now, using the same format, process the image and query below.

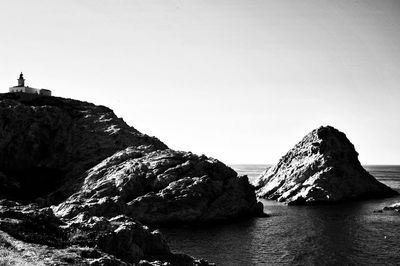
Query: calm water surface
161,165,400,265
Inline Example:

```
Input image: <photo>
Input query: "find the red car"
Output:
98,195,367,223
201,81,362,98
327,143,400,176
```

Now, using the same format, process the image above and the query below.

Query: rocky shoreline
0,200,212,265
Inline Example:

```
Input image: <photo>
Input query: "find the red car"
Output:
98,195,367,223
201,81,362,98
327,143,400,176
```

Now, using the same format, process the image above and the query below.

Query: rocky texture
0,92,264,264
256,126,397,205
0,93,166,203
0,200,212,265
54,147,263,225
383,202,400,212
0,93,262,224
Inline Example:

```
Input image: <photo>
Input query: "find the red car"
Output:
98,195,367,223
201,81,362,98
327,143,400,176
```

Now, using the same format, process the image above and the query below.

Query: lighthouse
9,73,52,96
17,72,25,87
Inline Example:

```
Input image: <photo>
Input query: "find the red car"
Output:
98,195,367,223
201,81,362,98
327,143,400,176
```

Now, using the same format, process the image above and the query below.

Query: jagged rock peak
256,126,397,205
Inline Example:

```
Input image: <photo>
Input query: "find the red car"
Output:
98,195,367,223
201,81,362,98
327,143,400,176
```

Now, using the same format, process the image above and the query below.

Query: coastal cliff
0,92,262,265
256,126,397,205
0,93,262,221
0,93,166,203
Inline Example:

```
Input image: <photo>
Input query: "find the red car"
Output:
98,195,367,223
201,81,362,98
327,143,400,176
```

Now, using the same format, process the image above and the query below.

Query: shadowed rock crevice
1,167,65,203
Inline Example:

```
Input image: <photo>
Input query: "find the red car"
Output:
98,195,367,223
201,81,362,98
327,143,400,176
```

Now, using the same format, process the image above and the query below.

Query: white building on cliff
9,73,52,96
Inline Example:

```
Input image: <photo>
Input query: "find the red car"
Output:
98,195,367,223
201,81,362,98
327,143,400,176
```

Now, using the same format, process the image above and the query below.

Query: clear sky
1,0,400,164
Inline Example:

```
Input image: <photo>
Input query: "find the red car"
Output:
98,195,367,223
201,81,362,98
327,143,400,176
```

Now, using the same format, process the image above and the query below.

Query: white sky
1,0,400,164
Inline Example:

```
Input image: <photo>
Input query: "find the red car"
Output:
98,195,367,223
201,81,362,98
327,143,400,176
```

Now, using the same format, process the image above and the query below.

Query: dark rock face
256,126,397,205
0,200,211,265
54,147,263,225
0,93,166,203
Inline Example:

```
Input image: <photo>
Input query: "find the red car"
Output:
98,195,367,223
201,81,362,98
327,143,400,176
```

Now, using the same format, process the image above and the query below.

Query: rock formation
0,93,262,222
54,147,262,225
256,126,397,205
0,92,263,264
383,202,400,212
0,93,167,203
0,200,211,265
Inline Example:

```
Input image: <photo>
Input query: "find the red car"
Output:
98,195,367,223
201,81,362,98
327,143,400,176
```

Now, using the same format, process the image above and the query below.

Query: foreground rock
54,147,263,225
256,126,397,205
0,200,211,265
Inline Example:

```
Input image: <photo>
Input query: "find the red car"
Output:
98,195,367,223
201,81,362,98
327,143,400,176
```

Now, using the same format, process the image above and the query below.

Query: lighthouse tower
17,72,25,87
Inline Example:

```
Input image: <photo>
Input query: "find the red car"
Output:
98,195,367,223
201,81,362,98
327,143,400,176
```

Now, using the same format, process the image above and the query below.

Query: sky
1,0,400,164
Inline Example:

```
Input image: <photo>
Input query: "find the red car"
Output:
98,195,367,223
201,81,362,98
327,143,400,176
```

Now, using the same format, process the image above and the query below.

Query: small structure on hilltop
9,73,52,96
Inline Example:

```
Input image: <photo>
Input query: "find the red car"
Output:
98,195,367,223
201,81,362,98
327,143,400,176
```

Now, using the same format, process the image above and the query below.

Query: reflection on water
161,165,400,266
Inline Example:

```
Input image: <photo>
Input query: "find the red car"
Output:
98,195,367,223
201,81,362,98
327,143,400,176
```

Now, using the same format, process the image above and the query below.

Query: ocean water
161,165,400,266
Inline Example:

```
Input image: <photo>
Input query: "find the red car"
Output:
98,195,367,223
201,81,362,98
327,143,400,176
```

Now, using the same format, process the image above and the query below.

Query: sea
161,165,400,266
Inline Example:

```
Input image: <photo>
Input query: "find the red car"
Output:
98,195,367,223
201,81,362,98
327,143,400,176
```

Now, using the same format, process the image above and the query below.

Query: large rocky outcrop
54,147,262,225
0,93,166,203
256,126,397,205
0,92,263,264
0,93,262,223
0,200,211,265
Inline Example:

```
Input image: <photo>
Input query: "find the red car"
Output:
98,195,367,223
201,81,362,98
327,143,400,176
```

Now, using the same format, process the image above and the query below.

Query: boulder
54,147,263,225
256,126,397,205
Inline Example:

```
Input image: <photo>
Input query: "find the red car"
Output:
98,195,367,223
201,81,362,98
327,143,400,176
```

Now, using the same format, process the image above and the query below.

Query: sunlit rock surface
383,202,400,212
54,147,263,225
256,126,397,205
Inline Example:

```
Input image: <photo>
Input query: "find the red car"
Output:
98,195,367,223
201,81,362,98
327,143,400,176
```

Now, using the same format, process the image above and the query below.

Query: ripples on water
161,165,400,266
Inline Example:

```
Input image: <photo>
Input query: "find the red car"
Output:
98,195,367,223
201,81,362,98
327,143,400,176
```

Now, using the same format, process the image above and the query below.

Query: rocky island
0,93,263,265
256,126,397,205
